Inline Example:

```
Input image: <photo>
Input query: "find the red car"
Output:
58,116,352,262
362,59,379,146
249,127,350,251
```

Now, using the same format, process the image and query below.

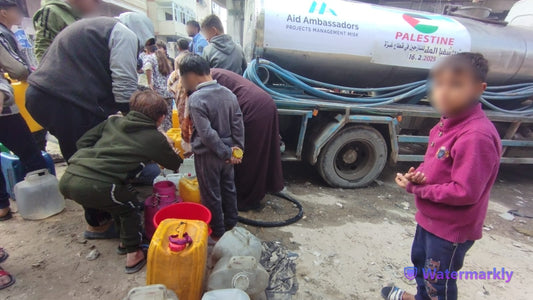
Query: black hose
237,191,304,227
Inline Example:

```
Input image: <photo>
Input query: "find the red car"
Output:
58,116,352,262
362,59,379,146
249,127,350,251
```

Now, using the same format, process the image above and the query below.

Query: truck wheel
317,126,387,188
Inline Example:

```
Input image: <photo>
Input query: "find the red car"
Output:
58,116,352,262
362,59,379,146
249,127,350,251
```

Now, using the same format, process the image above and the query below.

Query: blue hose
244,59,533,115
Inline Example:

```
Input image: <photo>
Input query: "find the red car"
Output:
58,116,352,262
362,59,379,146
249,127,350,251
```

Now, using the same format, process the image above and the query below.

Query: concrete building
213,0,243,45
147,0,226,42
19,0,228,57
23,0,147,19
99,0,147,15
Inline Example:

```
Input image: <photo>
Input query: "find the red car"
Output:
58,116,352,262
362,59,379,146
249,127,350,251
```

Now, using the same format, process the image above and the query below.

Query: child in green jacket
59,91,182,274
33,0,99,62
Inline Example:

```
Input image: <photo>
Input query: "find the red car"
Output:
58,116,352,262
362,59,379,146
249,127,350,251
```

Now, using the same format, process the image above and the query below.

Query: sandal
381,285,405,300
0,209,12,221
124,250,147,274
0,248,8,263
0,268,15,290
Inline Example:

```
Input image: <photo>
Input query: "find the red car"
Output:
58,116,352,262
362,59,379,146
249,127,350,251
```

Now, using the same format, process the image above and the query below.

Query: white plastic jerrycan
202,289,250,300
14,169,65,220
212,227,263,262
125,284,179,300
207,256,269,300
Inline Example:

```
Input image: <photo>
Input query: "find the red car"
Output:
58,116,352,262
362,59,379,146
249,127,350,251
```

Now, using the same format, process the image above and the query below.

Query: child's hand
229,157,242,165
226,148,243,165
230,147,243,165
405,167,426,184
395,173,409,189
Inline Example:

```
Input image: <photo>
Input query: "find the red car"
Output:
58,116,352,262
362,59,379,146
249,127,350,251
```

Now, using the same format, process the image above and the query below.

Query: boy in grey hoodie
201,14,247,75
179,55,244,238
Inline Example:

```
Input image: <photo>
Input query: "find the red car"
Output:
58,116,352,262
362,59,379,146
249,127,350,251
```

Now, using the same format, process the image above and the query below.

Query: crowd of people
0,0,283,286
0,1,504,300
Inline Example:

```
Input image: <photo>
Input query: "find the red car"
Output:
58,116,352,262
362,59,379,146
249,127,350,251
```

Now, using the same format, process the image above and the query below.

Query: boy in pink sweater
382,53,502,300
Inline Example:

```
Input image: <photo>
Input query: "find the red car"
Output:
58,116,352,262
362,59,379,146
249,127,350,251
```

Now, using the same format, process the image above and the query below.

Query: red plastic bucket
153,202,212,234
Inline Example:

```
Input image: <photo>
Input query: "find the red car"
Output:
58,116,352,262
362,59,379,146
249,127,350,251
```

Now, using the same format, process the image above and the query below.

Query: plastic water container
178,175,201,204
162,169,175,176
212,227,262,262
11,79,43,132
144,181,179,239
153,174,167,185
125,284,178,300
1,151,55,199
147,219,209,300
153,173,184,193
179,158,195,177
202,289,250,300
207,256,269,300
172,109,179,128
14,169,65,220
166,173,184,189
166,128,184,159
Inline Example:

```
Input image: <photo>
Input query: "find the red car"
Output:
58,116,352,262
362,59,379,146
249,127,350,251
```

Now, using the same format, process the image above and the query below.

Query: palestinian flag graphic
402,13,439,34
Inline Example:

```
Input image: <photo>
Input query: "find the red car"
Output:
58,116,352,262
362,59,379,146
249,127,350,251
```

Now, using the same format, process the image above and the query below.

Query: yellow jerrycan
179,175,201,204
5,75,43,132
172,109,180,128
147,219,208,300
166,128,184,159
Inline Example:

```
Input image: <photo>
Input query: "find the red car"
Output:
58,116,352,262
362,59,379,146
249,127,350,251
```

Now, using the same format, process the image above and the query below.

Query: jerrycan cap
232,273,250,290
232,148,243,159
168,232,193,252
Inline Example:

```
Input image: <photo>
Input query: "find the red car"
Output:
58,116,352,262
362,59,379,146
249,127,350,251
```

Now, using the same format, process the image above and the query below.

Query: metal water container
243,0,533,86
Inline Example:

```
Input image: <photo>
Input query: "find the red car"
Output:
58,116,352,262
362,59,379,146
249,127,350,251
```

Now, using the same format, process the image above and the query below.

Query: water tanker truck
241,0,533,188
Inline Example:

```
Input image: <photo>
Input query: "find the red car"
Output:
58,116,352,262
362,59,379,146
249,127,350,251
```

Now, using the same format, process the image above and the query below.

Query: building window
158,2,196,24
174,5,195,24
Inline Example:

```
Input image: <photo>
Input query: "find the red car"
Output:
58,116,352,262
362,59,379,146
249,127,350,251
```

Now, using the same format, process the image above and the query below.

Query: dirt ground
1,150,533,299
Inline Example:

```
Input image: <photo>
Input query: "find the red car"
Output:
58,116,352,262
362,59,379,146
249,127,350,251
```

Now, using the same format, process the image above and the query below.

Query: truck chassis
278,102,533,188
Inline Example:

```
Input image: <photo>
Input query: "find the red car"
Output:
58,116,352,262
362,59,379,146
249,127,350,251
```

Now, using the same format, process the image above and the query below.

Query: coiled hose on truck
244,59,533,115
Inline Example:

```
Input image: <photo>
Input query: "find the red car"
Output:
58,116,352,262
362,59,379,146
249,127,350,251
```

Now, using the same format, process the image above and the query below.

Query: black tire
317,126,387,188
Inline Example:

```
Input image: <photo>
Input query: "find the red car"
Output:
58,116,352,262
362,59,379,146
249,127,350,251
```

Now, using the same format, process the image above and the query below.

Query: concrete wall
224,0,243,45
148,0,216,41
102,0,147,13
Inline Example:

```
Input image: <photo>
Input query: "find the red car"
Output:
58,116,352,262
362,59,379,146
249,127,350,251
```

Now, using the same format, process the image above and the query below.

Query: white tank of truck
243,0,533,86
